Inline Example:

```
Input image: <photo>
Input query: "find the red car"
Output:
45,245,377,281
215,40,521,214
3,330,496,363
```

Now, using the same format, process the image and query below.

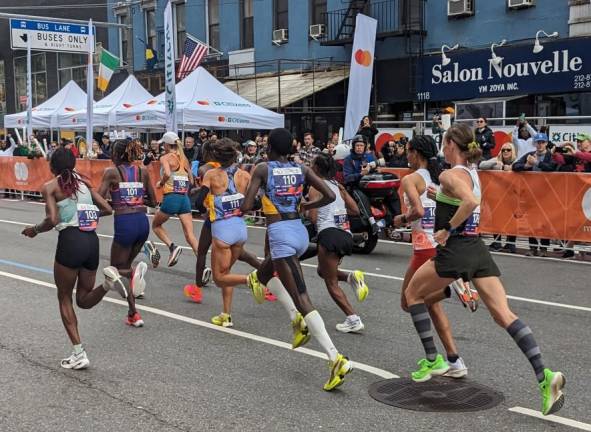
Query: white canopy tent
58,75,153,129
115,67,284,130
4,81,89,129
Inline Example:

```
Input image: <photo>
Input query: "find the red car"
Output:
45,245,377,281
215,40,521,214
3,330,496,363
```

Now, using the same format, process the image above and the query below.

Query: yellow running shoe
349,270,369,302
247,270,265,304
323,353,352,391
291,313,311,349
211,313,233,328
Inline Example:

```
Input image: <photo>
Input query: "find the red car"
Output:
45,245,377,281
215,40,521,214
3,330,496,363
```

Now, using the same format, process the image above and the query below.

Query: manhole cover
368,377,504,412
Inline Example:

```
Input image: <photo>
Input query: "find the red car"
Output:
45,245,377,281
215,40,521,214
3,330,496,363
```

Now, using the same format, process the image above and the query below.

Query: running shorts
433,236,501,281
211,216,247,246
114,212,150,247
317,227,353,258
55,227,100,271
160,193,192,215
267,219,309,260
409,248,437,272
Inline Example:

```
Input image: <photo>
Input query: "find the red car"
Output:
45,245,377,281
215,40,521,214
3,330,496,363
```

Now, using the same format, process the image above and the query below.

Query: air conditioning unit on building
272,29,289,45
448,0,474,17
508,0,535,9
309,24,326,40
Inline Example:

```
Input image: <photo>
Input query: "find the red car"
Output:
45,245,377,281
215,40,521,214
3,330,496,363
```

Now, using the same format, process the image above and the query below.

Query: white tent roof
115,67,284,130
4,81,89,129
59,75,153,129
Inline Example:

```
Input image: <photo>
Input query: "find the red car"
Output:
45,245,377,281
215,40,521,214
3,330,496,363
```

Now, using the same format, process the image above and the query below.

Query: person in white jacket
512,120,537,159
0,135,16,157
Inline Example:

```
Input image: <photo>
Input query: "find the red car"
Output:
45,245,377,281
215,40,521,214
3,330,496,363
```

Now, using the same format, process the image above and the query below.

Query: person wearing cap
241,140,258,164
149,132,200,268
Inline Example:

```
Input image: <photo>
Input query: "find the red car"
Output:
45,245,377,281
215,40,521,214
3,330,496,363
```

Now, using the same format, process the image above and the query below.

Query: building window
175,2,187,58
14,53,47,110
310,0,327,26
240,0,254,49
145,8,157,52
208,0,220,50
0,61,6,118
274,0,289,30
58,53,87,90
117,14,129,66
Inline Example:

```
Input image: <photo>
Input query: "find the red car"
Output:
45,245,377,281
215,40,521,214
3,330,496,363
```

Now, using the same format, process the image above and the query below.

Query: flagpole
86,18,94,156
26,30,32,147
164,1,177,133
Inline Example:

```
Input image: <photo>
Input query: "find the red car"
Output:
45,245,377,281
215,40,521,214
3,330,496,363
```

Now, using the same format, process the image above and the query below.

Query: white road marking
1,268,589,431
508,407,591,431
0,269,397,380
1,217,589,312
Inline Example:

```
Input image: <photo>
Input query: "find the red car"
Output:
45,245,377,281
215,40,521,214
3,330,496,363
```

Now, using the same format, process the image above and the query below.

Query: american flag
177,35,208,80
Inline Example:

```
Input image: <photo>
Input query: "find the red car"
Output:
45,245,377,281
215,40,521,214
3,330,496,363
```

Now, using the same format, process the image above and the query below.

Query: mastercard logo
135,115,141,120
354,49,372,67
147,99,157,105
197,100,209,105
218,116,225,122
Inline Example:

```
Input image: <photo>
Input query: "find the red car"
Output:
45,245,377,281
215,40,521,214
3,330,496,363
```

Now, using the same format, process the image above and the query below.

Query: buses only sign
10,19,95,53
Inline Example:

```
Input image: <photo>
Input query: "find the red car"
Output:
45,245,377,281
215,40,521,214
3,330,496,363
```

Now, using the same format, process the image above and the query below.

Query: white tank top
316,180,351,234
452,165,481,235
55,183,97,231
404,168,437,250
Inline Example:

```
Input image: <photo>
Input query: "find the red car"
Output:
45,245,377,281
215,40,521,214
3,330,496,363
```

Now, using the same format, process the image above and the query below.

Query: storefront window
14,53,47,110
175,2,186,58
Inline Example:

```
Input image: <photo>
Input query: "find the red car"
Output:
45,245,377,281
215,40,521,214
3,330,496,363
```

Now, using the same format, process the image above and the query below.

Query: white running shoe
143,240,160,268
103,266,128,299
444,357,468,378
61,350,90,370
336,317,365,333
202,267,212,286
132,262,148,299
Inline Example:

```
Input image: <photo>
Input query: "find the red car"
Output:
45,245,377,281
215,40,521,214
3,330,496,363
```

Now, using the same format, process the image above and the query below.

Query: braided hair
211,138,238,168
408,135,442,185
113,138,143,166
50,147,83,197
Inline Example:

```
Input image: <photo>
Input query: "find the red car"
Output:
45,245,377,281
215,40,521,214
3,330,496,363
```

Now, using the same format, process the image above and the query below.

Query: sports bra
110,164,144,210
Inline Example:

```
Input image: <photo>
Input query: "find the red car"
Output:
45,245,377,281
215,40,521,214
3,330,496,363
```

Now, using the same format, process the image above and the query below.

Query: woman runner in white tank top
307,153,370,333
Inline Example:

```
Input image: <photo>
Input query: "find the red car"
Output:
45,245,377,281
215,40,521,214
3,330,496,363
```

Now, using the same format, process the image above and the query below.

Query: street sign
10,18,95,53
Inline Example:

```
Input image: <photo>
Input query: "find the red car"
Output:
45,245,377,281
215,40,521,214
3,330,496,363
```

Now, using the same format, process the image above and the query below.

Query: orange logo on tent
197,100,209,105
218,116,225,122
64,107,75,112
122,103,133,108
135,115,141,120
354,49,372,67
147,99,157,105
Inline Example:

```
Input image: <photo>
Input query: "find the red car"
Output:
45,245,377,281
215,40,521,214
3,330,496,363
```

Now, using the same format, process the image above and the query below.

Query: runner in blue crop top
240,127,354,391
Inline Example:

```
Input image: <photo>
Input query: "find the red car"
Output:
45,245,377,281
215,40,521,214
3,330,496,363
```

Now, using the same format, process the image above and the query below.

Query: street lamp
533,30,559,54
441,44,459,66
490,39,507,66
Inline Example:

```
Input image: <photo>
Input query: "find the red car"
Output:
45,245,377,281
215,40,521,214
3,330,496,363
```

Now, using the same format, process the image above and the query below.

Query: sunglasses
477,120,485,123
501,148,512,153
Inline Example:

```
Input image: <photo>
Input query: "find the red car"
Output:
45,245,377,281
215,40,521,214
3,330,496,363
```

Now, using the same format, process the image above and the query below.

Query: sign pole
164,1,177,133
86,18,94,156
26,30,32,147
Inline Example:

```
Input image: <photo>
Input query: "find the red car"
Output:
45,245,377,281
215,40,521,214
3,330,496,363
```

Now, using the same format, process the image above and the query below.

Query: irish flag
97,48,119,92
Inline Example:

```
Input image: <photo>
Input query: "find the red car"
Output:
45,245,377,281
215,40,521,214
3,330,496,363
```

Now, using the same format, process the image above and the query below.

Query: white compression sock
267,277,298,321
73,344,83,354
305,310,338,362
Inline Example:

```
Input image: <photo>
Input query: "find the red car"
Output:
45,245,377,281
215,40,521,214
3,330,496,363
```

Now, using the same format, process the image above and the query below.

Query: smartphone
519,113,526,122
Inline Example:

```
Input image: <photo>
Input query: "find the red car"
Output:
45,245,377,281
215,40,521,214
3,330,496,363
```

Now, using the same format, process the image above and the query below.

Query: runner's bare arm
240,163,266,213
301,166,336,211
306,187,320,224
338,183,360,216
22,183,58,237
440,170,479,229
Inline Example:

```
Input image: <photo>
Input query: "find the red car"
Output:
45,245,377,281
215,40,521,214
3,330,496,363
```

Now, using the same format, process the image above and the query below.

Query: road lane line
0,218,589,312
509,407,591,431
0,269,397,380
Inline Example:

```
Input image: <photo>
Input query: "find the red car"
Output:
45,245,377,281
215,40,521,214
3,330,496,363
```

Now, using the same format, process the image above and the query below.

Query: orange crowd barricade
2,157,591,242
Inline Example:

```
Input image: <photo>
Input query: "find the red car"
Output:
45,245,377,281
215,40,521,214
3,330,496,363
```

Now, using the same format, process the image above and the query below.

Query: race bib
119,182,144,206
333,209,350,231
221,193,244,218
464,209,481,235
272,167,303,197
77,204,99,232
421,206,435,230
172,175,189,194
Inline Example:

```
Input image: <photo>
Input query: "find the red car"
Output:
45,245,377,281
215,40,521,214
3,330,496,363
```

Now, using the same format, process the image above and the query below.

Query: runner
194,138,250,327
21,148,126,369
393,135,468,378
306,153,369,333
98,138,157,327
184,140,261,303
151,132,199,267
404,123,565,415
241,127,353,391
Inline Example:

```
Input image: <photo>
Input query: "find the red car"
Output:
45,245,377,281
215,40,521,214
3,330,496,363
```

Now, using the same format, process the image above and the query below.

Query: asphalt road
0,199,589,432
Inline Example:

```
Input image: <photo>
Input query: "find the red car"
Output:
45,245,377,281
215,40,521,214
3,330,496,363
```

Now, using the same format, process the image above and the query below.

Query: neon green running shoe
291,312,311,349
411,354,450,382
247,270,265,304
349,270,369,302
323,353,352,391
540,368,566,415
211,312,233,328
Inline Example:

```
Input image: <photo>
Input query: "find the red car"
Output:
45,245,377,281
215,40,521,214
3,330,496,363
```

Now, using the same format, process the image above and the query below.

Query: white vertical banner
86,19,94,154
164,1,177,132
26,31,32,146
344,14,377,141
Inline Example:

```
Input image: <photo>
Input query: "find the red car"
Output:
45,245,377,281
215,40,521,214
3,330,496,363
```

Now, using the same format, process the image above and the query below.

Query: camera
366,158,387,170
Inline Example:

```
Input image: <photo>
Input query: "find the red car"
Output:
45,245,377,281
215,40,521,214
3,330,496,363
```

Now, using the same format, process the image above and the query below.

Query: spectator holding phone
512,115,537,159
475,117,496,160
553,133,591,173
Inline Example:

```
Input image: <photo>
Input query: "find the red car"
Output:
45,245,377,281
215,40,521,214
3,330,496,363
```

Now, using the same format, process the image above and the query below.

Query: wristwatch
443,222,453,232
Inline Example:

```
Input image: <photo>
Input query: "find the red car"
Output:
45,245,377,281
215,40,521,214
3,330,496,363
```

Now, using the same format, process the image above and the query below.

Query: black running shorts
317,227,354,258
433,235,500,281
55,227,100,271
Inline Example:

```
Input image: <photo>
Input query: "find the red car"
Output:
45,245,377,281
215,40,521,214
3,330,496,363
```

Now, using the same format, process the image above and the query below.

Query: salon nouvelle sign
416,37,591,102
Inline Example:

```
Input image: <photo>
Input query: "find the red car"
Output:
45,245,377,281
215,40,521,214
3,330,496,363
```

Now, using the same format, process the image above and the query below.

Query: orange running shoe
184,284,203,303
126,312,144,327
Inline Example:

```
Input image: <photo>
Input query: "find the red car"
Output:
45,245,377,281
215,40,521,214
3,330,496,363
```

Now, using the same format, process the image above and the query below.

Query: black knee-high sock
409,303,438,361
507,318,545,382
